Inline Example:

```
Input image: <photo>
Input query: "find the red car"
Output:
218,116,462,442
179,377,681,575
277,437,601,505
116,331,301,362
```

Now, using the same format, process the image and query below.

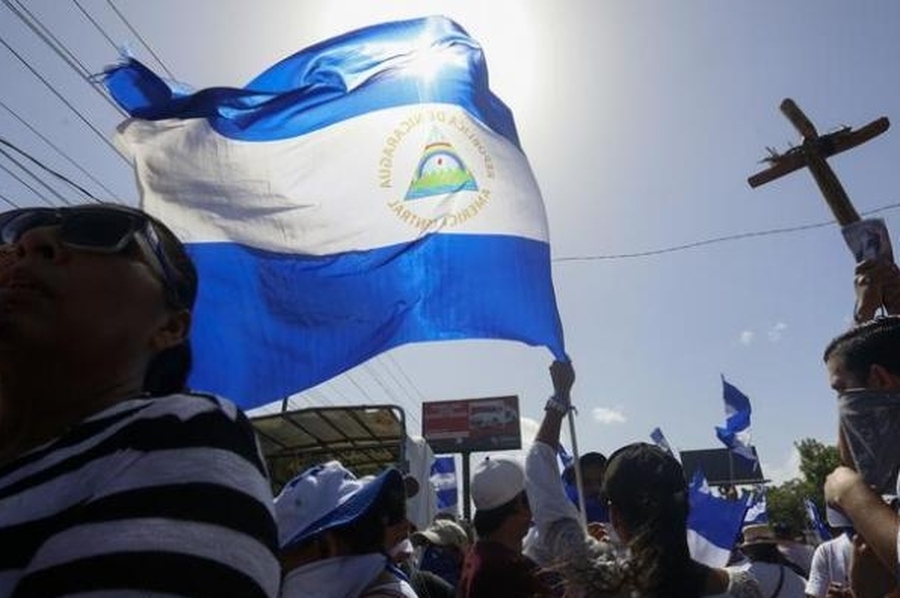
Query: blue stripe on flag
104,17,521,146
804,498,833,542
188,234,564,407
687,470,747,568
716,376,756,464
430,456,458,511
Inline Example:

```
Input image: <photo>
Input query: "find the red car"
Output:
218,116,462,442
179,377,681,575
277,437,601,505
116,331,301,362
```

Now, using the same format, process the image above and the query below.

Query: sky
2,1,900,486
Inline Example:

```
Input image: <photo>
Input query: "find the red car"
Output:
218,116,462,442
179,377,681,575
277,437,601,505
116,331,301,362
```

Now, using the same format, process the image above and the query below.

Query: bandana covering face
838,390,900,495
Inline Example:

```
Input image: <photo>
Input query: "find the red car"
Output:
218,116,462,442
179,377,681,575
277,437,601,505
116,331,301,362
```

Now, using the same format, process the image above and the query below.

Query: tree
765,438,840,536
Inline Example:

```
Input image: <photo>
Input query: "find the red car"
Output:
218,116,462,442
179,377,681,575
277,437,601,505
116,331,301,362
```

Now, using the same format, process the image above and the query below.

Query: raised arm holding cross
749,99,900,322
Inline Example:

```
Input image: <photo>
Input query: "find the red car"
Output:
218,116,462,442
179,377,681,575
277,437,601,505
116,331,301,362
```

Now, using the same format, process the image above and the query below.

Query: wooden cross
748,99,890,226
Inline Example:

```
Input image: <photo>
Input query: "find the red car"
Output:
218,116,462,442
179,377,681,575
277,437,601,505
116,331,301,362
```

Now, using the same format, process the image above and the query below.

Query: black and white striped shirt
0,393,280,598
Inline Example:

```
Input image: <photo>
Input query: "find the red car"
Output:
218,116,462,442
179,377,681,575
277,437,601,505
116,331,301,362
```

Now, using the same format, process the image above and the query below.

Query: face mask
838,390,900,495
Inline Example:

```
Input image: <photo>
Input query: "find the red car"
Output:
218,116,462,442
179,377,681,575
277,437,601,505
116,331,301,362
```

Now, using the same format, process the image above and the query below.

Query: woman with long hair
526,361,763,598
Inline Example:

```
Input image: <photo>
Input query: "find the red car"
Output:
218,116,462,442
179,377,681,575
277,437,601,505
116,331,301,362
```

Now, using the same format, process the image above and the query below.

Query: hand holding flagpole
548,360,588,531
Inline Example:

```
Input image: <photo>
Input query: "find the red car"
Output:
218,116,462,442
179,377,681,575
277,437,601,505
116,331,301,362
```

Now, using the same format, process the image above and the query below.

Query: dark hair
602,443,708,598
472,491,528,538
339,470,408,554
141,211,198,396
823,316,900,383
562,451,607,485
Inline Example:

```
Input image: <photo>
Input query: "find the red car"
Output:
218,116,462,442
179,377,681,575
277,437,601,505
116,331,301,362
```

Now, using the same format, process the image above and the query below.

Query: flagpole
566,409,588,531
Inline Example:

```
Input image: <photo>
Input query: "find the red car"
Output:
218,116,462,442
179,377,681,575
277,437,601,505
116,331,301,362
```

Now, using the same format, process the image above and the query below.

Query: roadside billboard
422,396,521,454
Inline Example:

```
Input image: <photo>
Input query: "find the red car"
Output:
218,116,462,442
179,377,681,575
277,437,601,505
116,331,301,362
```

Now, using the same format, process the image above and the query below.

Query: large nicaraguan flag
103,17,566,409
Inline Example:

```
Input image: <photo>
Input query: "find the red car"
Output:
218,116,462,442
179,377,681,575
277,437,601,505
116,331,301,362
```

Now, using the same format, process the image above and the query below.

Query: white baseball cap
470,455,526,511
274,460,403,548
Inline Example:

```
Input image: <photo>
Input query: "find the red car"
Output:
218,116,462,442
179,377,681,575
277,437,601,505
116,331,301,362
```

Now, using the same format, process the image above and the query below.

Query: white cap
470,455,526,511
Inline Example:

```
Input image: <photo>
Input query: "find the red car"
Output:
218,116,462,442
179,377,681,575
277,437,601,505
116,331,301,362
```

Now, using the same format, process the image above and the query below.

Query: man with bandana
823,294,900,598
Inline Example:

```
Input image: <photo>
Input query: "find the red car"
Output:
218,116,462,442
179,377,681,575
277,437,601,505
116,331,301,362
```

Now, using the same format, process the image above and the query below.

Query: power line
362,361,422,431
344,371,377,403
0,34,130,165
73,0,119,51
1,0,126,116
0,145,72,205
105,0,175,80
0,158,54,206
0,136,99,202
374,355,420,407
372,355,424,430
553,202,900,262
385,353,428,403
0,189,20,209
0,99,119,200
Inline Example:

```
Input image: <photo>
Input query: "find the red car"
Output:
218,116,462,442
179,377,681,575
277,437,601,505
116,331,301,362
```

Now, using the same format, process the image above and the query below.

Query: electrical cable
0,99,119,200
553,202,900,262
0,159,55,206
0,34,130,164
0,145,72,205
0,136,99,202
73,0,119,51
2,0,127,116
105,0,175,80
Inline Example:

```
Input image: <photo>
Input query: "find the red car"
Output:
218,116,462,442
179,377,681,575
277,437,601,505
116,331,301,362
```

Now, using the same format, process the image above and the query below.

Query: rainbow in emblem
405,127,479,200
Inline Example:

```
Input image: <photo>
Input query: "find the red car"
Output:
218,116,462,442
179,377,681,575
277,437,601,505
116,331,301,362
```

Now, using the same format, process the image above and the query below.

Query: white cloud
761,446,801,485
768,321,788,343
519,415,540,447
739,330,755,345
591,406,626,425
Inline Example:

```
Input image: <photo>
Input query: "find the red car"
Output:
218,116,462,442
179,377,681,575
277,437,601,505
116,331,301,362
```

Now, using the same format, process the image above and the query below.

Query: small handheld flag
715,377,757,465
743,487,768,525
430,457,458,513
686,469,749,568
804,498,833,542
650,426,675,457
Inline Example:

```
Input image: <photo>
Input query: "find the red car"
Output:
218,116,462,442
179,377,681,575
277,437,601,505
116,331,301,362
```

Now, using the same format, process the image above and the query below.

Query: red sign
422,396,521,453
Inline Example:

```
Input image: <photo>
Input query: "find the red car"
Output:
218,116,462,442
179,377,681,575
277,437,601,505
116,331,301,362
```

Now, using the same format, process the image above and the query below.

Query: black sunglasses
0,205,184,306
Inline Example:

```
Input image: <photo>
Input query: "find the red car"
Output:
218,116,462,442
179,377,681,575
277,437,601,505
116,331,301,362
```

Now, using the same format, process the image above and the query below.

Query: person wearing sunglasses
0,204,280,598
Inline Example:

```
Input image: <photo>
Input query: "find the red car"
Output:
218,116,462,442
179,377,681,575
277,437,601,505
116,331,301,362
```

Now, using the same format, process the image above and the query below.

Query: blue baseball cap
274,461,404,549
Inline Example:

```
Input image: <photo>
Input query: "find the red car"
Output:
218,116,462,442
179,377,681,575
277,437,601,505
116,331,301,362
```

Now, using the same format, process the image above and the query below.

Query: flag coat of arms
103,17,566,409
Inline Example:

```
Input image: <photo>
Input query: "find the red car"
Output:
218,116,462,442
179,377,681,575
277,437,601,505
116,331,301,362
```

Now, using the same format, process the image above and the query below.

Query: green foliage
765,438,839,536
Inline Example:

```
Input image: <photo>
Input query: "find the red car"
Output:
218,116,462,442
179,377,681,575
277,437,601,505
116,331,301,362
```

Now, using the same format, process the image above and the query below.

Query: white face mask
838,390,900,494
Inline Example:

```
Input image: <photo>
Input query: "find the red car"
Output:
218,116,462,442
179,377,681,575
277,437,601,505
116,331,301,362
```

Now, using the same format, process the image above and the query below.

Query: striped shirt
0,393,280,598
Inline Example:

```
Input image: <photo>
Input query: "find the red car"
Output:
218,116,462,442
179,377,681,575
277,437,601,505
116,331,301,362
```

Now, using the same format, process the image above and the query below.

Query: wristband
544,394,571,415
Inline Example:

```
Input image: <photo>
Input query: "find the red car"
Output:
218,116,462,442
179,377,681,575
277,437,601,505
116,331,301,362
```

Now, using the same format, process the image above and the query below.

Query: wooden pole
748,98,889,226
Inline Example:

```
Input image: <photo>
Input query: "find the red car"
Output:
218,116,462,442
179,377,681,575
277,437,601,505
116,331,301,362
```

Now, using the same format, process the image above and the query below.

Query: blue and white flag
743,487,768,525
430,456,458,513
557,443,575,470
650,426,675,458
804,498,833,542
715,376,757,464
686,469,748,568
103,17,566,409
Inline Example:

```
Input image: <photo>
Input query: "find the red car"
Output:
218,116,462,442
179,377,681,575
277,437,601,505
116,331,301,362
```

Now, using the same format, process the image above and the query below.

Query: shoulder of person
724,568,765,598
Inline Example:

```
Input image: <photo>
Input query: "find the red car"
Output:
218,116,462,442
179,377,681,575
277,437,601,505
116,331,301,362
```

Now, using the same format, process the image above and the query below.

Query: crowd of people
1,202,899,598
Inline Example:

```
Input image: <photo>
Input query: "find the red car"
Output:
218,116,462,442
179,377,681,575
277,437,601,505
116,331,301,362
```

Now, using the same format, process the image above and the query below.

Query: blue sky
3,1,900,484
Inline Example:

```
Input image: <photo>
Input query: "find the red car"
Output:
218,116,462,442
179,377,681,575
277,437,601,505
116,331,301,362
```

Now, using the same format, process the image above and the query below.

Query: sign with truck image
422,395,521,453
